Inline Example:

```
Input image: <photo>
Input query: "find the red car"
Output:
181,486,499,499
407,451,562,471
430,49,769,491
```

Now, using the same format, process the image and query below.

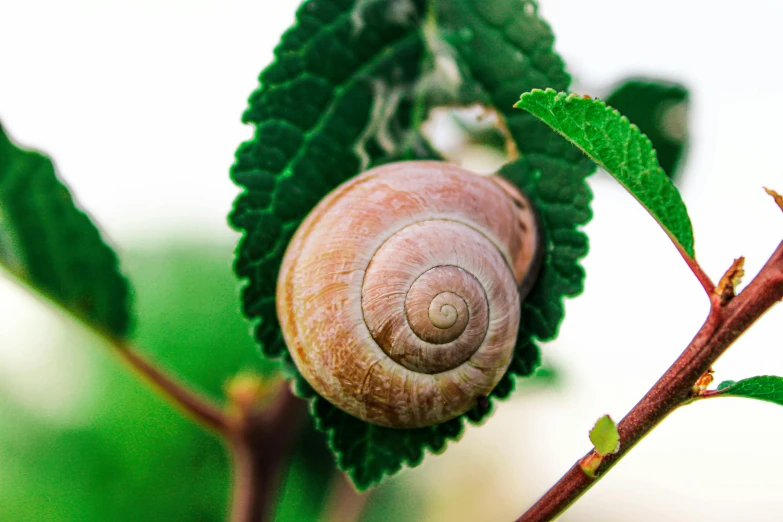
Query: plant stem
115,341,231,434
676,243,715,296
2,263,311,520
229,383,306,522
0,264,235,435
119,344,307,522
518,239,783,522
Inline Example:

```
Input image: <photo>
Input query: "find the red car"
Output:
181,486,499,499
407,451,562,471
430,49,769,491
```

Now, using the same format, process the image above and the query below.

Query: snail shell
277,161,541,428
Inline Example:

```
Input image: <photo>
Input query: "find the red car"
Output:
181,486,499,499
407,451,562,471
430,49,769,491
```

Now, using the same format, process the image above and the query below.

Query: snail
276,161,542,428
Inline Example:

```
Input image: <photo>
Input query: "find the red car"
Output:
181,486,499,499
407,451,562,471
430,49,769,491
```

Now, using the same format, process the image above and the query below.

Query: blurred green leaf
126,243,279,400
515,364,561,390
0,243,298,521
0,122,130,337
589,415,619,457
713,376,783,406
605,79,689,180
516,88,695,258
0,241,418,521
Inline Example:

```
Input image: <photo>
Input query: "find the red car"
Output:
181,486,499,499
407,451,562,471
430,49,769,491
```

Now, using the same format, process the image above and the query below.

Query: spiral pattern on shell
277,161,541,428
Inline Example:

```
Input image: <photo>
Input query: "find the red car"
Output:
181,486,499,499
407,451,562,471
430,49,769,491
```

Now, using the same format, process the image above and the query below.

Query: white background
1,1,782,520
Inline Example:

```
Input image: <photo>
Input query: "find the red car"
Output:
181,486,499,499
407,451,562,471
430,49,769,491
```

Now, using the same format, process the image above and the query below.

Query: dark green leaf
605,78,689,180
435,0,570,146
589,415,619,457
231,0,441,489
0,123,130,337
230,0,428,367
713,376,783,406
435,0,595,342
231,0,592,489
516,88,695,257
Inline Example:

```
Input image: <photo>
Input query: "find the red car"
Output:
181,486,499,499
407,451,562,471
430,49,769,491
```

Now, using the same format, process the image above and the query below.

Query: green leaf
0,123,130,337
712,376,783,406
717,380,737,391
231,0,439,489
230,0,593,489
435,0,571,147
605,78,689,180
230,0,428,366
589,415,619,457
435,0,595,341
515,88,695,258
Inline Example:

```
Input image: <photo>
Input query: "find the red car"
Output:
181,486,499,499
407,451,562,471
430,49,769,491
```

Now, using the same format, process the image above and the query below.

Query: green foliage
713,376,783,406
0,123,130,337
605,78,689,180
435,0,569,147
0,245,244,521
589,415,620,457
436,0,595,347
230,0,593,489
516,88,696,258
229,0,428,368
128,244,279,400
0,243,386,521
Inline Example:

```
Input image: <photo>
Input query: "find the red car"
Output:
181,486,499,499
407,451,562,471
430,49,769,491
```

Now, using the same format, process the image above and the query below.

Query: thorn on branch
715,257,745,305
765,187,783,213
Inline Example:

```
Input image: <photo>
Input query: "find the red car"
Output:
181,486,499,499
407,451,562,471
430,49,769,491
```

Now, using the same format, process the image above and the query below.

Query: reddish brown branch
114,342,231,434
518,239,783,522
1,268,235,435
229,383,307,522
676,243,716,296
115,341,307,522
4,264,309,521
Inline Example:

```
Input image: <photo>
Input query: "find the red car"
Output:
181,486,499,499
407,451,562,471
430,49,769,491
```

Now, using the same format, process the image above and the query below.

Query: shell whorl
277,161,541,428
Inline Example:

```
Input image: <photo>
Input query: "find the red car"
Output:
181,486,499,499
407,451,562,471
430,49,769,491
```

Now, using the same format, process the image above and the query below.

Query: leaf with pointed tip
516,88,695,258
0,123,130,337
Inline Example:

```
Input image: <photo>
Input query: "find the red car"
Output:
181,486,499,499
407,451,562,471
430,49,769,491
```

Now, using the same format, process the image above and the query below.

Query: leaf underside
714,376,783,407
230,0,594,489
0,124,130,337
605,78,689,180
515,88,695,258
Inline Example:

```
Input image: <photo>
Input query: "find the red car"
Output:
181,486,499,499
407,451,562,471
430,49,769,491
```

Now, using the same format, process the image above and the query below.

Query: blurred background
1,0,782,520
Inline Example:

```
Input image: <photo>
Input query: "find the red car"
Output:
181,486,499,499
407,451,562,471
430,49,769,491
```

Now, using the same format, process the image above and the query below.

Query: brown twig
517,238,783,522
2,260,309,521
675,242,716,296
229,382,307,522
118,345,307,522
1,264,236,435
114,341,231,434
